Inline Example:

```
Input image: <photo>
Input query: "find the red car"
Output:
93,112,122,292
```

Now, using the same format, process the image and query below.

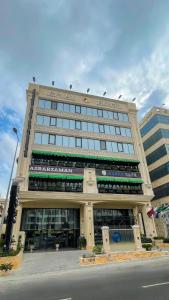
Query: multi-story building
140,107,169,207
12,83,156,250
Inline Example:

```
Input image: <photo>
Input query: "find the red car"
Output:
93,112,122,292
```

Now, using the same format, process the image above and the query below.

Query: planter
30,244,34,253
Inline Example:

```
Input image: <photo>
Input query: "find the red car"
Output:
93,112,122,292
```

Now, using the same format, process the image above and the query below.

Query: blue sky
0,0,169,196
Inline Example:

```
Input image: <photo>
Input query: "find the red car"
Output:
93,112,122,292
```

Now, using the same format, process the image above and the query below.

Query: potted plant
79,236,87,250
0,263,13,276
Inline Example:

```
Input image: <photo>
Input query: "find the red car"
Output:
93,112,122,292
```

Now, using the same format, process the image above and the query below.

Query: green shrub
154,237,164,240
142,244,152,251
141,236,152,244
163,238,169,243
82,253,95,258
0,263,13,272
79,236,87,250
0,239,4,248
93,244,103,255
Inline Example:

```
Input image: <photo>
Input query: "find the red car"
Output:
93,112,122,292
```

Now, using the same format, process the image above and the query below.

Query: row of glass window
97,182,142,194
149,161,169,182
141,114,169,137
34,132,135,154
29,179,83,193
36,115,132,137
32,157,139,171
143,129,169,151
146,144,169,166
38,99,129,122
153,182,169,199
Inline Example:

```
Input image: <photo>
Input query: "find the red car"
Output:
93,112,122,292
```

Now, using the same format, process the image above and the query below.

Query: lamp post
0,128,19,236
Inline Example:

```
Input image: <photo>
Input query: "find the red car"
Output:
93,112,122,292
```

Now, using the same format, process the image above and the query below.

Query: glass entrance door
21,208,80,251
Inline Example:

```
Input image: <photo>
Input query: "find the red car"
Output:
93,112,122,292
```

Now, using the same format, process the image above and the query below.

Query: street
1,257,169,300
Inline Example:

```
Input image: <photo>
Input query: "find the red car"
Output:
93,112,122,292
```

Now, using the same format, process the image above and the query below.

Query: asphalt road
1,257,169,300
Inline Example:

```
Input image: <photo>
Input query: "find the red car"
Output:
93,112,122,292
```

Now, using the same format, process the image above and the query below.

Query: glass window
64,103,69,112
100,140,106,150
97,109,103,117
51,102,57,110
63,119,69,129
106,141,112,151
34,133,41,144
109,126,115,135
75,105,81,113
42,133,49,145
128,144,134,154
70,119,75,130
93,123,99,133
57,118,63,128
81,106,87,115
76,138,82,147
105,125,110,134
45,101,51,109
86,107,92,115
93,108,97,116
56,135,62,146
107,111,113,119
70,105,75,113
57,103,64,111
115,127,121,135
99,124,105,133
37,115,43,125
49,134,55,144
117,143,123,152
88,139,95,149
94,140,100,150
69,137,75,148
88,122,94,132
43,116,50,126
120,127,126,136
75,121,81,130
123,143,129,153
63,136,69,147
113,112,118,120
126,128,132,137
81,122,87,131
39,99,45,109
118,113,123,121
111,142,118,152
50,117,56,126
103,110,109,118
82,138,88,149
123,113,129,122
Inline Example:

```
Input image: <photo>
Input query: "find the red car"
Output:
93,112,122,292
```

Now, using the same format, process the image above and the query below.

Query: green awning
29,173,84,180
32,150,139,164
96,176,143,184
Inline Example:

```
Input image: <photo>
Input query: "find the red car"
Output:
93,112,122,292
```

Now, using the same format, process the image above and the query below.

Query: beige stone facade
13,83,156,250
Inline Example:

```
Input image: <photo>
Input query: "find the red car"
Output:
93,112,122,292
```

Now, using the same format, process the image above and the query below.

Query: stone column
84,202,95,250
132,225,143,251
83,168,98,194
12,204,22,250
141,204,157,238
80,205,85,236
133,207,139,225
102,226,110,253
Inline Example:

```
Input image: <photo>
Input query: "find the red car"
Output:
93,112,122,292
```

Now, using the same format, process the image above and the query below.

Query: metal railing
109,228,134,243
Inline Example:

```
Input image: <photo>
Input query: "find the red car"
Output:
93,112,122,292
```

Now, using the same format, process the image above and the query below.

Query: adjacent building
12,83,156,250
140,107,169,236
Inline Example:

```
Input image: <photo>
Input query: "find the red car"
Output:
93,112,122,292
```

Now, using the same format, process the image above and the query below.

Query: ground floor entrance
21,208,80,251
94,208,134,244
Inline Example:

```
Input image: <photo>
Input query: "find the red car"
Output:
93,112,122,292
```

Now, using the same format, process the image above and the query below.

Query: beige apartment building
12,83,156,250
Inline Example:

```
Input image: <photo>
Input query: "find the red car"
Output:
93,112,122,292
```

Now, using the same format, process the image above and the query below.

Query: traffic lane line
142,281,169,288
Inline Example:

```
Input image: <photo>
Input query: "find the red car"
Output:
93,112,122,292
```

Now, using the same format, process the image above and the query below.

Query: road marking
142,281,169,288
58,298,72,300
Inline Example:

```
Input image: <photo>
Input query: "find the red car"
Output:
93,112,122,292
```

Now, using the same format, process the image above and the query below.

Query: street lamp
0,128,19,236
